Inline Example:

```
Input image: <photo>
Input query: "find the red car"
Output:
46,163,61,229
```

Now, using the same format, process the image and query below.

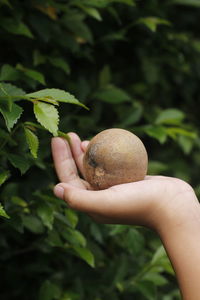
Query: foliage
0,0,200,299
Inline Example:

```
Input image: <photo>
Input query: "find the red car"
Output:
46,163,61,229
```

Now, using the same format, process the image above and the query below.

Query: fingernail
54,185,64,199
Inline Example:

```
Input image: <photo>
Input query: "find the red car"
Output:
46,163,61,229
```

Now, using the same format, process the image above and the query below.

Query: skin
51,133,200,300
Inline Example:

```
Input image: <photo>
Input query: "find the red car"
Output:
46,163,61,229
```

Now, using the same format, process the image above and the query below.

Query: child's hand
51,133,196,231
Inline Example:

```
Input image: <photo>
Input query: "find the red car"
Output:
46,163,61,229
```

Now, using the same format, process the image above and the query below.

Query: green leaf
155,109,185,125
137,17,171,32
37,203,54,230
0,204,10,218
0,82,25,98
62,14,93,43
124,228,145,255
109,224,129,236
65,208,78,228
72,245,95,267
136,280,156,300
39,280,61,300
11,196,28,207
24,127,39,158
144,125,167,143
25,69,46,85
7,153,31,174
94,85,131,103
22,215,44,234
178,135,194,154
90,223,103,243
172,0,200,7
0,64,20,81
33,102,59,136
142,273,168,286
27,88,88,109
0,0,12,8
47,230,63,248
62,228,86,247
48,57,71,75
120,103,143,127
99,65,111,87
79,6,102,21
0,170,10,185
77,0,135,7
166,127,196,139
148,161,168,175
16,64,46,85
1,18,34,38
151,245,174,274
0,103,23,131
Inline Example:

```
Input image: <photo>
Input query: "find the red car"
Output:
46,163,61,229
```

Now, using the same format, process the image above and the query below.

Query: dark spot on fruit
87,145,98,168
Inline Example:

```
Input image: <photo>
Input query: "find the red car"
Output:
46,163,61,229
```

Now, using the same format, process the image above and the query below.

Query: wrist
157,187,199,237
149,179,199,234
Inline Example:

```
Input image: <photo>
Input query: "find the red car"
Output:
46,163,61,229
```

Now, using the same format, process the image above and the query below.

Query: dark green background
0,0,200,299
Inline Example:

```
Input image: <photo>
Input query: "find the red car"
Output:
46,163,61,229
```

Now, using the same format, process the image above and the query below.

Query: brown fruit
83,128,148,190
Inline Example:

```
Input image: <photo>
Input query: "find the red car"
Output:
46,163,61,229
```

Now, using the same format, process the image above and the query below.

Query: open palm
51,133,195,228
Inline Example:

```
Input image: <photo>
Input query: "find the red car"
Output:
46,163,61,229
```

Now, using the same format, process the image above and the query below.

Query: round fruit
83,128,148,190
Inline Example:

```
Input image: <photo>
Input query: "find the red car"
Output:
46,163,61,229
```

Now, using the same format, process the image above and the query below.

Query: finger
53,181,154,226
54,183,113,215
67,132,87,177
51,137,78,182
81,140,89,152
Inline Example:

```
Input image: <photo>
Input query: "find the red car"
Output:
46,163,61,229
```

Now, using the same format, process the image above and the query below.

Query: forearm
158,197,200,300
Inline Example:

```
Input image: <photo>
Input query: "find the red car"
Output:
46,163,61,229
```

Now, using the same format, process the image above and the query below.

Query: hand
51,133,197,231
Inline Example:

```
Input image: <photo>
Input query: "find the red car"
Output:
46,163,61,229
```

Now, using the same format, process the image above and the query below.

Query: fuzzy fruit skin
83,128,148,190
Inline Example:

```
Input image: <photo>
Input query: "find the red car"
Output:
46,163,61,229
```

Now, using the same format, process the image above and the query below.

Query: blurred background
0,0,200,299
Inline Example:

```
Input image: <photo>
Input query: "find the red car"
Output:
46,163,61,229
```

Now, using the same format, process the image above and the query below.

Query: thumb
54,183,111,214
81,140,90,152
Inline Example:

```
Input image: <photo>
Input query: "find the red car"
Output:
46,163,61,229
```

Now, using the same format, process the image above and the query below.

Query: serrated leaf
0,204,9,218
24,127,39,158
72,245,95,267
33,102,59,136
27,88,88,109
0,170,10,185
7,153,31,174
0,82,25,98
0,103,23,131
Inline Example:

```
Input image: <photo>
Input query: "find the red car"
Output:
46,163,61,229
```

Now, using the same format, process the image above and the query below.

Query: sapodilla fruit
83,128,148,190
